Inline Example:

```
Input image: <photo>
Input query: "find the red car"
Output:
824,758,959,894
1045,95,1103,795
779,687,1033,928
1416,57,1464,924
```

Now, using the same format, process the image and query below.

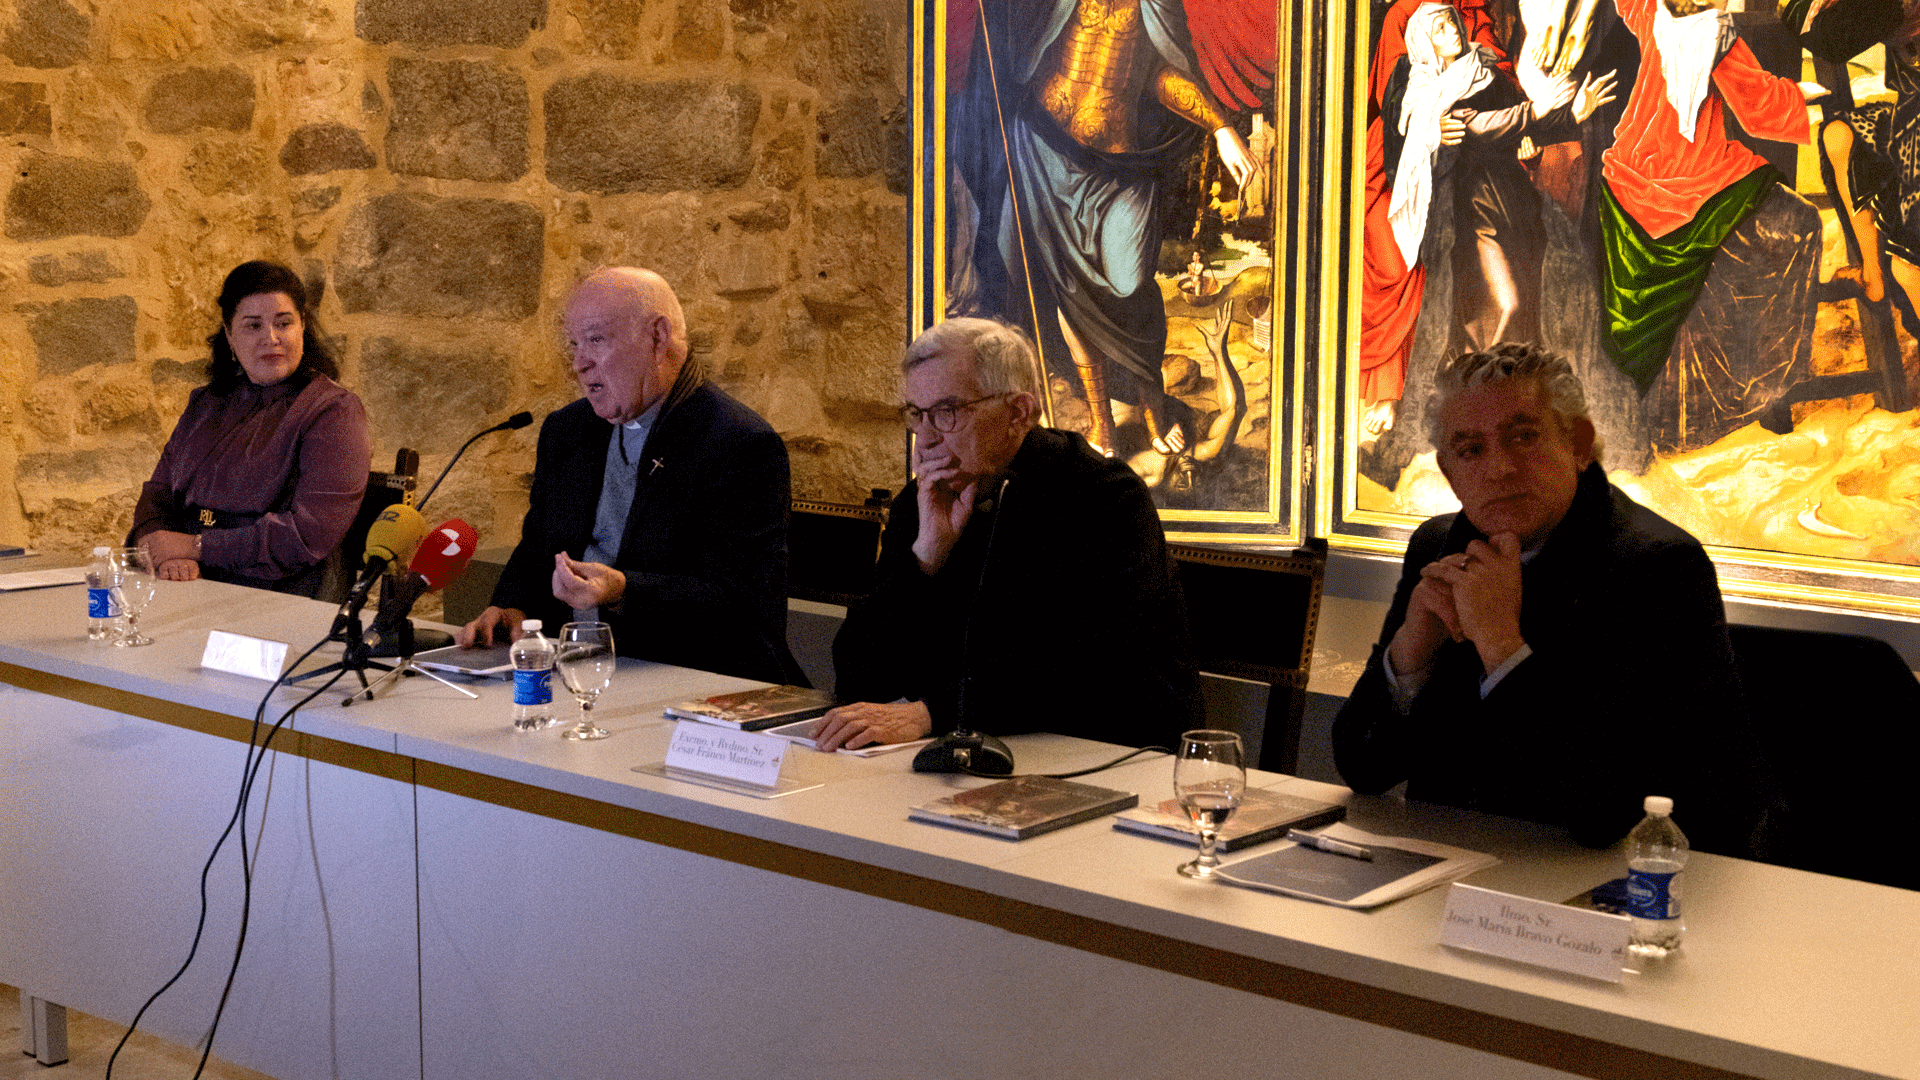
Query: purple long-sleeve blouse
130,372,369,593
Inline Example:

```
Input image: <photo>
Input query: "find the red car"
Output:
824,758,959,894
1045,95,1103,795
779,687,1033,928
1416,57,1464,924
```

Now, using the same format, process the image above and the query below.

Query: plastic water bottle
510,619,555,731
87,546,118,641
1626,795,1689,958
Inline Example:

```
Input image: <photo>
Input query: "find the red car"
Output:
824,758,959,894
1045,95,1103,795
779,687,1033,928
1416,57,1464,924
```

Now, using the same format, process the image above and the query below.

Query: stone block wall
0,0,911,568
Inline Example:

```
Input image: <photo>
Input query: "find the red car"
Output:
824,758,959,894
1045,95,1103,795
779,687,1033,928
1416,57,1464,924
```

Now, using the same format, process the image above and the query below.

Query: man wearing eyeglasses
817,318,1204,752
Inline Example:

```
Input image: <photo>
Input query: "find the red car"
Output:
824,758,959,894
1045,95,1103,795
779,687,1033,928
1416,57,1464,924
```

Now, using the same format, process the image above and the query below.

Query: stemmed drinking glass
109,546,158,648
1174,729,1246,879
556,621,615,741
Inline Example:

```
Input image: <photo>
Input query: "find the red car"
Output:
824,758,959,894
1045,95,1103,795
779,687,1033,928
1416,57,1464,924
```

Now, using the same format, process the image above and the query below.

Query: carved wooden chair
788,495,889,607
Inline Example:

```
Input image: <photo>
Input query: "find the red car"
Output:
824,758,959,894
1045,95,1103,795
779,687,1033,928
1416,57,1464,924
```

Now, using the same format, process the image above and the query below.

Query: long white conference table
0,574,1914,1080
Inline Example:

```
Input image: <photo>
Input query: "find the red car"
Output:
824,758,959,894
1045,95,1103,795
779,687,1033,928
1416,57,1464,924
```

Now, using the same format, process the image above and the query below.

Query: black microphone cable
105,613,353,1079
192,664,349,1080
939,745,1174,780
1041,745,1174,779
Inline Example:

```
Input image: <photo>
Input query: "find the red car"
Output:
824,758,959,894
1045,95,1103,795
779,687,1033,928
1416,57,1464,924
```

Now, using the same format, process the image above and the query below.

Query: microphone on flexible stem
914,475,1016,777
416,411,533,514
367,519,479,658
293,504,427,688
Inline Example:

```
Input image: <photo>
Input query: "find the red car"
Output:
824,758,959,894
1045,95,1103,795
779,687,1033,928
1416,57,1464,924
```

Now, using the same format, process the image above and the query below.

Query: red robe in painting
1360,0,1511,403
1601,0,1810,238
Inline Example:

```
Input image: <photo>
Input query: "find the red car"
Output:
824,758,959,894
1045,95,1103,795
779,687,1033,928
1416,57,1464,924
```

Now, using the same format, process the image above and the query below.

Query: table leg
19,994,69,1067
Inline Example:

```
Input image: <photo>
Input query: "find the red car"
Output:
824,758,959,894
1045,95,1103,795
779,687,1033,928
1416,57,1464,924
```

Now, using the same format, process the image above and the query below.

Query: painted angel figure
942,0,1274,490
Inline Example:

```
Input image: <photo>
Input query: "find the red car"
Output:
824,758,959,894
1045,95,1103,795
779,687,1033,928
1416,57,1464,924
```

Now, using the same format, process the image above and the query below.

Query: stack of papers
1214,823,1498,909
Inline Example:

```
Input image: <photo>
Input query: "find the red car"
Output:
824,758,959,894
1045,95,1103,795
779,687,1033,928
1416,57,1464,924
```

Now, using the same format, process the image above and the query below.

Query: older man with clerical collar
458,267,799,684
816,318,1203,752
1333,343,1752,848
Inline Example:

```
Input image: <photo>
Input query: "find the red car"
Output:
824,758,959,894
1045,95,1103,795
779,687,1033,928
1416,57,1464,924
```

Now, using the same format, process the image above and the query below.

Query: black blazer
1333,463,1755,847
493,371,797,684
833,426,1203,750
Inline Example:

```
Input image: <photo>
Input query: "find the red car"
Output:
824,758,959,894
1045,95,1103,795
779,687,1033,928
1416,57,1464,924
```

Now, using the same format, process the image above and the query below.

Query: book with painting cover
1113,786,1346,853
909,775,1138,840
664,685,836,731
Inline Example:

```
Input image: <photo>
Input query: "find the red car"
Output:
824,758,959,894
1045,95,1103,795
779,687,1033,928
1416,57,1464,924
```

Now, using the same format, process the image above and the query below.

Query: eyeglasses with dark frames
897,393,1007,433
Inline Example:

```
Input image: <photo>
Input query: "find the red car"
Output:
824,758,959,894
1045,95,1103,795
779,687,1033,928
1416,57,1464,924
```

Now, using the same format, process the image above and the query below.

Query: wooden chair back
1170,539,1327,774
789,498,888,606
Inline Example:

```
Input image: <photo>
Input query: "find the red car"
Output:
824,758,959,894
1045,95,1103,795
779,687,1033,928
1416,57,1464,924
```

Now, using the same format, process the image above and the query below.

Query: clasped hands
1388,532,1527,678
143,529,201,581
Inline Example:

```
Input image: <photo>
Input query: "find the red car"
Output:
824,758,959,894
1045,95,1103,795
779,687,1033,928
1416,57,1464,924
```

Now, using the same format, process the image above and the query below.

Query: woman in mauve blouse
129,260,369,597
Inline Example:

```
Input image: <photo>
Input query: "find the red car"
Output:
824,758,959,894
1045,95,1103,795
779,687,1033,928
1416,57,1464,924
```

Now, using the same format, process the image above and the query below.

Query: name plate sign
664,721,789,788
200,630,289,682
1440,883,1631,983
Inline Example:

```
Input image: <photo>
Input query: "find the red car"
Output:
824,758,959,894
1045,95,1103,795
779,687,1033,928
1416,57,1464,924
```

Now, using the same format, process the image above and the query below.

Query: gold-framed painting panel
1316,0,1920,619
911,0,1310,544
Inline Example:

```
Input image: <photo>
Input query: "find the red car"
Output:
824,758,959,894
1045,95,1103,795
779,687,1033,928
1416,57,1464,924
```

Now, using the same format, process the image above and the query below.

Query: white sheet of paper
763,717,933,757
0,567,87,591
663,720,787,788
1440,883,1631,982
200,630,289,681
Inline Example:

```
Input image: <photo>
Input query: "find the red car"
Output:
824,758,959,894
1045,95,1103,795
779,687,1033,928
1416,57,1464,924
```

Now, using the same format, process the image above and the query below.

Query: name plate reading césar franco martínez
633,720,822,799
1440,883,1631,982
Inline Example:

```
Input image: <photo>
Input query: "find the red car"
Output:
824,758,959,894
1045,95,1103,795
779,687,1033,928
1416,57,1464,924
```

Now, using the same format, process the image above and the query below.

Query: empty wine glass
1174,729,1246,879
109,546,158,648
556,621,615,741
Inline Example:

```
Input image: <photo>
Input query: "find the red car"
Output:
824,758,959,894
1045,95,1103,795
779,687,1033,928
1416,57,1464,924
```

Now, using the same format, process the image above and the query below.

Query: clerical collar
615,397,664,465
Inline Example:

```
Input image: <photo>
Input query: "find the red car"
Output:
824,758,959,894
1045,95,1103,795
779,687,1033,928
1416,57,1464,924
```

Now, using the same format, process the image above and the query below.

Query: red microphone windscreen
410,519,479,591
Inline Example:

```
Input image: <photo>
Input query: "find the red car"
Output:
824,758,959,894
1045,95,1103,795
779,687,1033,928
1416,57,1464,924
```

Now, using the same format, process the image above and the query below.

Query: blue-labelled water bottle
1626,795,1688,958
87,546,119,642
510,619,555,731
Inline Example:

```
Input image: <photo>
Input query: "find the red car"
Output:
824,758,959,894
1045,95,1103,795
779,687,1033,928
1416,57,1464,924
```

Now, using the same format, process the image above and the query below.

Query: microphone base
912,730,1015,776
369,624,452,658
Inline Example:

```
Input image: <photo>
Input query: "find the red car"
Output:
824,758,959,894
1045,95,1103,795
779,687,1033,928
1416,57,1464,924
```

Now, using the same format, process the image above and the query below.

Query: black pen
1286,828,1374,861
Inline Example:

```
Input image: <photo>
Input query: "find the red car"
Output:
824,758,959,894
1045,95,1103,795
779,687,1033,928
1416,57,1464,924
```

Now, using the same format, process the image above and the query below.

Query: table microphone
368,519,478,657
417,411,534,513
353,503,427,596
300,503,430,687
411,519,480,590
